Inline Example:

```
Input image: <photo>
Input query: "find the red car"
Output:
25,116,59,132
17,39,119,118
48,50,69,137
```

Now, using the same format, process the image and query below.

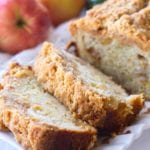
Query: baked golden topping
70,0,150,51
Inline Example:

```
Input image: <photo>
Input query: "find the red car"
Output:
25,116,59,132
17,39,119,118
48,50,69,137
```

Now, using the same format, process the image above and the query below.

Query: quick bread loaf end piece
0,63,97,150
34,42,144,132
69,0,150,99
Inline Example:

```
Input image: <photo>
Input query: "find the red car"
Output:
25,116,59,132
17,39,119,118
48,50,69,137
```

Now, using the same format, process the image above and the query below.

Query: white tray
0,22,150,150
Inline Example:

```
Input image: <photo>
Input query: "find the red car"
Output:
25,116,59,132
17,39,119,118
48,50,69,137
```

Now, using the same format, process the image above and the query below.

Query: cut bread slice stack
0,63,97,150
34,42,144,132
69,0,150,99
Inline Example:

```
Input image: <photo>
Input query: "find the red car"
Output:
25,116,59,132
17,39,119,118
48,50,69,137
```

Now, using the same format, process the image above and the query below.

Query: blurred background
0,0,106,55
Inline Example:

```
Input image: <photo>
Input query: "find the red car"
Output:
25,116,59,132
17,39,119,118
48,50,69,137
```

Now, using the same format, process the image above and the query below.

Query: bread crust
34,42,144,132
69,0,150,99
70,0,150,51
0,107,96,150
0,63,97,150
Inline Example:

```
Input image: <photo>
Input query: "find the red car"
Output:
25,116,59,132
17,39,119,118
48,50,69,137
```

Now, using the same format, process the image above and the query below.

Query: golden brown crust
34,42,144,132
0,63,97,150
70,0,150,51
34,44,106,127
0,107,96,150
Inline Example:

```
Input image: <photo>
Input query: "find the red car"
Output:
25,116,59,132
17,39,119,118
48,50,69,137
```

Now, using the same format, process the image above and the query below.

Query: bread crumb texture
69,0,150,99
70,0,150,51
34,42,144,132
0,63,97,150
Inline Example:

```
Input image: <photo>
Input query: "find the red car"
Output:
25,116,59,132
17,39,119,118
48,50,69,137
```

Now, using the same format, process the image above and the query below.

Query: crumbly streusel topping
70,0,150,51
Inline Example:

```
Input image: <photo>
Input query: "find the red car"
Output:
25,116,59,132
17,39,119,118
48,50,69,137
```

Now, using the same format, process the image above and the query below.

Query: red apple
0,0,51,54
38,0,86,26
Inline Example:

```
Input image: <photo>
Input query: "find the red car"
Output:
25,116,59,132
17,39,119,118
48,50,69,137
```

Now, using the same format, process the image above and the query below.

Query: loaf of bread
70,0,150,99
34,42,144,132
0,63,97,150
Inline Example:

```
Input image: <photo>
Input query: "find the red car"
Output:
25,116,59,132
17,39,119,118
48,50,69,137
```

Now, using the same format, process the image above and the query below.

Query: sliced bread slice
34,42,144,132
0,63,97,150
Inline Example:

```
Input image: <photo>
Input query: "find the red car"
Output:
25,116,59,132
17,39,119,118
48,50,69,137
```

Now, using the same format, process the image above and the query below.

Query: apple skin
38,0,86,26
0,0,51,54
